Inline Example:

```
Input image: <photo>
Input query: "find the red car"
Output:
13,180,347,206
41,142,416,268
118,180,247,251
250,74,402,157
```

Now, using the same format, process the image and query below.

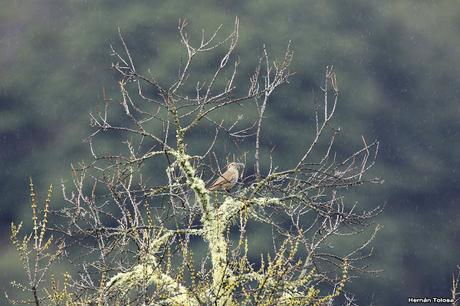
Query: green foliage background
1,1,460,304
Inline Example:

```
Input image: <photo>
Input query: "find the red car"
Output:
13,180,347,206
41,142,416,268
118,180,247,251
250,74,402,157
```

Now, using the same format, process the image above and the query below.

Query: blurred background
1,1,460,304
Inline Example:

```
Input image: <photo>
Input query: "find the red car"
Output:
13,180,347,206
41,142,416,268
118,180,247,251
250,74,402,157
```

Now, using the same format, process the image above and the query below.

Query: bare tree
10,18,382,305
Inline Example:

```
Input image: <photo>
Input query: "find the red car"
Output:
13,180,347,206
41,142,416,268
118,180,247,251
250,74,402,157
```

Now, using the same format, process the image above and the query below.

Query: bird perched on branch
208,162,244,191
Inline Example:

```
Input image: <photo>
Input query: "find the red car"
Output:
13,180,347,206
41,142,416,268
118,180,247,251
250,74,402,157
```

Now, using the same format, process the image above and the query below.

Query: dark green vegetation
1,1,459,304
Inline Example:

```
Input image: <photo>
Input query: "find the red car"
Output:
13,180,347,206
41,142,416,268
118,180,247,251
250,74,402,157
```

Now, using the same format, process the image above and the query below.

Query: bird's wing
209,176,226,191
209,171,232,191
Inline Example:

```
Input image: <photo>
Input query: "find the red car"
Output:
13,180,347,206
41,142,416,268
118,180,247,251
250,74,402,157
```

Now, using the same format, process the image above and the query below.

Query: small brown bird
208,162,243,191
